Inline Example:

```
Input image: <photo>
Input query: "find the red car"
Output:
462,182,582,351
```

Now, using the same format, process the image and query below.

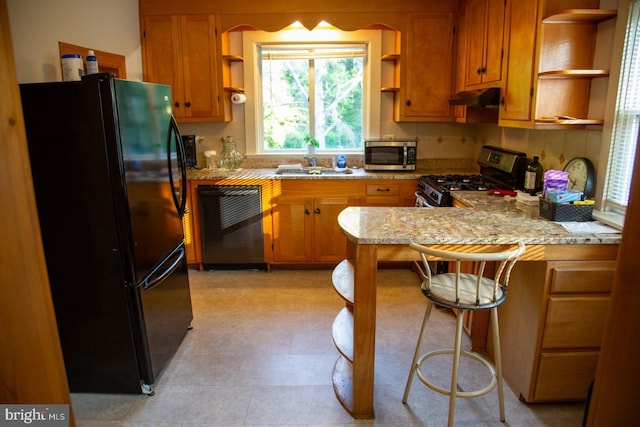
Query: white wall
7,0,142,83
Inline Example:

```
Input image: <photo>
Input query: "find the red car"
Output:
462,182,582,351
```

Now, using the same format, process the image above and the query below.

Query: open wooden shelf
381,53,400,61
332,307,354,361
332,356,354,415
332,259,355,304
381,52,400,93
543,9,617,24
222,54,244,62
538,69,609,78
535,117,604,130
533,7,617,130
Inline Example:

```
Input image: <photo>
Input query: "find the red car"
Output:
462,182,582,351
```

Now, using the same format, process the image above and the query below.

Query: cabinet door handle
377,188,391,192
476,67,483,75
174,101,181,108
406,99,412,107
305,209,311,215
185,101,191,108
500,97,505,106
314,208,321,214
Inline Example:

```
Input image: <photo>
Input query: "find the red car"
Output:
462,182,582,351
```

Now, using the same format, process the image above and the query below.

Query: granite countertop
186,167,486,181
337,191,622,246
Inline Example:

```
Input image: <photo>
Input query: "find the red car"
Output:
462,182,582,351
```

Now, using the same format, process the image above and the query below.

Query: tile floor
71,268,585,426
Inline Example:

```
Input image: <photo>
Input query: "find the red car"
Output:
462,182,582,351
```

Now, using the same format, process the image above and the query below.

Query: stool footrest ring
415,349,497,398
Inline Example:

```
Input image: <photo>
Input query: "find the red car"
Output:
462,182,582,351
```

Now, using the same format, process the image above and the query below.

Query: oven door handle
415,192,435,208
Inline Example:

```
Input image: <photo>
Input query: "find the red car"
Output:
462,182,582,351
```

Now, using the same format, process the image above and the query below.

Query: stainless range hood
449,87,500,107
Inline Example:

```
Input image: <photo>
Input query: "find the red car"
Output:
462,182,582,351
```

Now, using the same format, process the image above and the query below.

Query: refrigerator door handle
167,115,187,218
139,244,185,291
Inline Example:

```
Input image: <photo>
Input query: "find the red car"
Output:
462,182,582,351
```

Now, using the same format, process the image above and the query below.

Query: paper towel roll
231,92,247,104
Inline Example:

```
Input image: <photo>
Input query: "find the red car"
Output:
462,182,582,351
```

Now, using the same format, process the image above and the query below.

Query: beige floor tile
72,268,585,426
244,385,355,425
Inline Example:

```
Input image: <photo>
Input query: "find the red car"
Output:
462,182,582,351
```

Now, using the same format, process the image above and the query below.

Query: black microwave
364,140,417,171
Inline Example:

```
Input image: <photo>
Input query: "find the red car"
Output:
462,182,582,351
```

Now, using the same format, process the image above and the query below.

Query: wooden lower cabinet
495,260,615,402
271,193,356,263
534,351,600,401
271,179,417,265
271,181,358,265
270,194,313,263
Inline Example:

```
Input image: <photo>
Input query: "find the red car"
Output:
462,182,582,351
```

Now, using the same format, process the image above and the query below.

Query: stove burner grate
417,174,503,207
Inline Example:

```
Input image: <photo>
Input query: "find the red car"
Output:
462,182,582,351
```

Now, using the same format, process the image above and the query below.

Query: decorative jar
217,136,243,169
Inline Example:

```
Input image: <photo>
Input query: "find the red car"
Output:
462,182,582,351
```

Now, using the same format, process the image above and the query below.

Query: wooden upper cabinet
464,0,505,88
143,15,224,122
453,3,469,122
143,16,181,108
397,12,455,122
499,0,538,125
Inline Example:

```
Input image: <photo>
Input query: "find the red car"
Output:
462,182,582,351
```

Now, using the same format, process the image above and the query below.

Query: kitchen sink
275,166,353,175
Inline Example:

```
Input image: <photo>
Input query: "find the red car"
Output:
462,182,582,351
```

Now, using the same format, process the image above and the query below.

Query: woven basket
539,199,593,222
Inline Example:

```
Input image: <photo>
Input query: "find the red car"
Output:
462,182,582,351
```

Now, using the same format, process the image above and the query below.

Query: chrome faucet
304,156,317,167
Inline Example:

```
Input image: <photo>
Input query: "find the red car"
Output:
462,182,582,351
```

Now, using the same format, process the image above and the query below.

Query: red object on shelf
488,189,518,197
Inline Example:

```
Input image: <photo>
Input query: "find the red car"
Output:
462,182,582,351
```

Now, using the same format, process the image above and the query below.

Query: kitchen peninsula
332,193,620,418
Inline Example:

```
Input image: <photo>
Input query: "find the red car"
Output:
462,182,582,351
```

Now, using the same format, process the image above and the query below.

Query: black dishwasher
198,185,266,270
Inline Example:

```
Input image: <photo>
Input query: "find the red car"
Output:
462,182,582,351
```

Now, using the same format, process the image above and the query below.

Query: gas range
416,146,527,207
418,174,495,206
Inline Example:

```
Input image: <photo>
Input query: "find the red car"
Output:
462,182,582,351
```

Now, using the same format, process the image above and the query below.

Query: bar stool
402,242,525,426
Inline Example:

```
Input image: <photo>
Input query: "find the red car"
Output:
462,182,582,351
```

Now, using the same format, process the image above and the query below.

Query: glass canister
217,136,243,169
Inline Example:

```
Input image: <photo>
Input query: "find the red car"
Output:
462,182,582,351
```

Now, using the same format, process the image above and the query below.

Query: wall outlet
382,134,394,140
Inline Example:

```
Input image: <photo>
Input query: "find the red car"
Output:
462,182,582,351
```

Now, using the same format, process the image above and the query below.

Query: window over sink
242,25,382,155
260,43,365,151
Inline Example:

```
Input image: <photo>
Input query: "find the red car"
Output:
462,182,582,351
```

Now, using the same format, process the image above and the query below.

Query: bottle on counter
524,156,544,195
86,50,99,74
337,154,347,169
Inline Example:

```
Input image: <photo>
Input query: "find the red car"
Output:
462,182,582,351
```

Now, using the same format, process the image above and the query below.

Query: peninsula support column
349,239,378,418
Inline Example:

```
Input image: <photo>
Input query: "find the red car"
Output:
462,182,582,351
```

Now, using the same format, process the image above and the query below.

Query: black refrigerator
19,73,193,395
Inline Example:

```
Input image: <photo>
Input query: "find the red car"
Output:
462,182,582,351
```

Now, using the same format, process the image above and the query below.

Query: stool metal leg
403,301,434,403
491,306,506,422
447,308,465,427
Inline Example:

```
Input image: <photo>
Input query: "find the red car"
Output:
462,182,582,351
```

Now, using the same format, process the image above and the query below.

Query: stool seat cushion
426,273,503,306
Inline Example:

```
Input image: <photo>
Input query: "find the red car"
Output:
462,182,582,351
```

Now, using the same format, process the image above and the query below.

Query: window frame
260,43,366,151
242,28,382,156
594,0,639,230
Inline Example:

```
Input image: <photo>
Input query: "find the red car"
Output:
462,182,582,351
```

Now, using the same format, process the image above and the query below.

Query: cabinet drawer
366,184,400,196
549,261,615,293
534,351,599,401
363,196,402,206
542,296,610,349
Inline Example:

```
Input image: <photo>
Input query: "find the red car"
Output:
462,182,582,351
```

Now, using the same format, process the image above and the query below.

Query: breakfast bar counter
332,195,621,418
